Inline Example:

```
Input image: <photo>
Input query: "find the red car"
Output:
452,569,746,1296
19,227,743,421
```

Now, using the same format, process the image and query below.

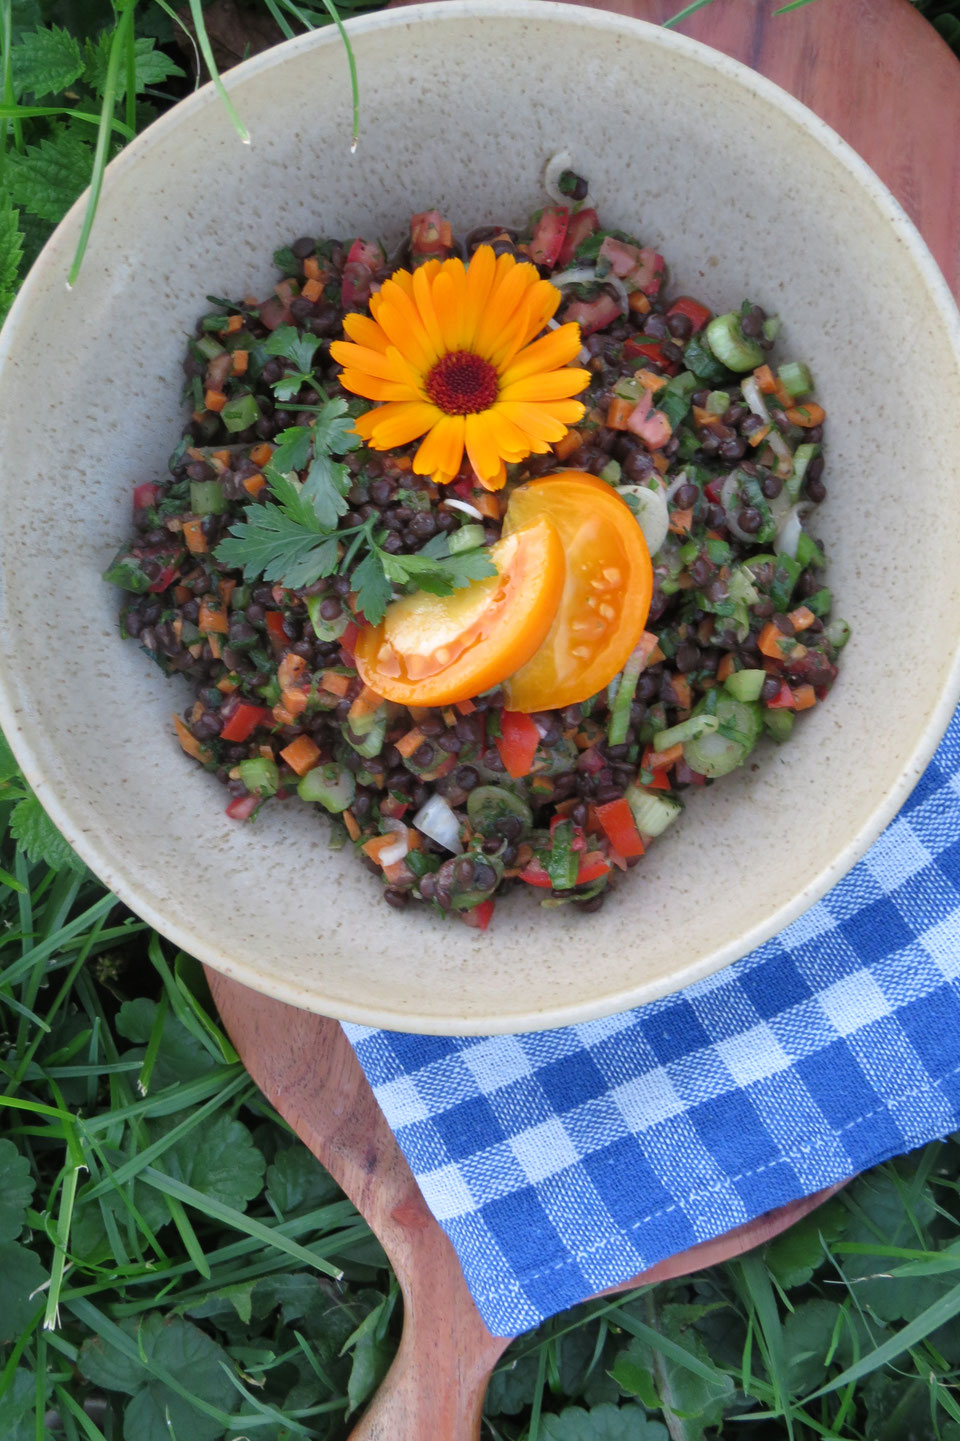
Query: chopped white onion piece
412,794,463,854
443,497,485,522
767,427,796,479
376,817,409,868
551,267,630,318
720,471,758,544
664,470,689,503
775,502,813,559
741,375,771,425
543,150,574,205
621,483,670,557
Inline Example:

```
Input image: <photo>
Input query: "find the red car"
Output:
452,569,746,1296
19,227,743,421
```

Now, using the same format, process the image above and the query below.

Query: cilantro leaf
11,24,84,98
5,131,93,225
273,369,313,402
9,792,85,872
0,193,23,325
352,550,393,625
312,397,362,455
216,507,338,588
264,324,321,374
270,423,313,474
302,450,350,529
380,544,496,597
266,469,324,531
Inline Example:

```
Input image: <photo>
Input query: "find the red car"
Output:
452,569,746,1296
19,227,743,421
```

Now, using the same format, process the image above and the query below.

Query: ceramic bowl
2,1,959,1034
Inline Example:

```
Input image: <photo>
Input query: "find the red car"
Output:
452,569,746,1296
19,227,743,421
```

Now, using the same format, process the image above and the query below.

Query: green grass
2,0,960,1436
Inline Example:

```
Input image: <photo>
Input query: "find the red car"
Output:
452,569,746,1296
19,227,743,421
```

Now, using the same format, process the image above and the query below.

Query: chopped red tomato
626,392,672,450
562,292,622,336
556,208,599,268
594,798,645,858
220,701,272,743
460,898,495,930
667,296,712,332
341,239,384,309
225,794,259,821
265,611,288,649
133,482,159,510
496,711,541,779
410,211,452,259
519,853,611,888
340,621,360,662
528,206,570,267
765,681,796,709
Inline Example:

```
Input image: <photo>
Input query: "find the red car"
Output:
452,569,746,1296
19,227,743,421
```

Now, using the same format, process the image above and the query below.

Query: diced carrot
301,277,325,302
198,596,229,633
455,698,476,715
172,617,183,642
754,364,776,394
649,742,683,770
692,405,723,431
280,735,321,775
652,453,670,474
343,809,361,841
319,670,351,698
382,859,413,886
606,396,634,430
216,674,239,694
442,708,457,727
748,424,772,447
243,473,266,497
669,507,693,535
182,517,208,554
697,615,716,645
173,584,191,605
670,675,692,711
395,726,426,759
647,769,672,790
553,428,582,461
207,633,222,660
278,653,308,690
475,492,500,521
218,578,236,609
785,403,826,428
303,255,322,280
637,369,668,393
439,220,453,248
172,714,210,764
281,687,309,717
348,685,384,727
758,621,787,659
204,389,227,412
788,605,816,633
717,653,735,683
250,442,274,468
628,291,651,314
792,684,817,711
648,641,665,665
393,456,413,471
406,706,431,723
192,409,207,423
275,279,298,302
272,702,297,726
772,379,793,407
362,833,400,864
231,349,249,376
420,754,457,783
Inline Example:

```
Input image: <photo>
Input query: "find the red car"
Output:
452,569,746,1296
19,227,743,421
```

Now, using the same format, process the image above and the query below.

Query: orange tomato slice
354,517,566,706
501,471,653,712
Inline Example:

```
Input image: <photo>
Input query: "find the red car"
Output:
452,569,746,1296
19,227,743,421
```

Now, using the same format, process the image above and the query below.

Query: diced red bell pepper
528,206,570,267
575,853,612,885
133,482,159,511
704,478,724,504
341,238,385,309
667,296,712,333
626,391,672,450
460,898,495,931
225,794,260,821
562,292,622,337
148,564,179,594
380,796,409,820
556,208,599,268
594,798,646,858
495,711,540,779
220,701,272,743
623,338,670,367
265,611,288,649
644,770,672,792
549,815,587,851
519,858,553,888
765,681,796,709
410,211,451,259
340,621,359,662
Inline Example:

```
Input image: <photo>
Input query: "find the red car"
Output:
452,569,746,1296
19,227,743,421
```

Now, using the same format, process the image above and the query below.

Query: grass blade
186,0,249,143
803,1282,960,1400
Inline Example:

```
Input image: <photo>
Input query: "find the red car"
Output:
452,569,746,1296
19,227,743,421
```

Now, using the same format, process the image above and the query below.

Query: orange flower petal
499,324,584,387
490,280,563,369
411,264,446,357
495,400,580,444
478,460,507,492
414,414,466,479
473,257,538,359
498,369,593,403
462,245,497,350
361,400,442,449
330,341,423,392
337,371,424,403
341,313,391,353
371,291,438,374
464,410,520,485
431,259,469,354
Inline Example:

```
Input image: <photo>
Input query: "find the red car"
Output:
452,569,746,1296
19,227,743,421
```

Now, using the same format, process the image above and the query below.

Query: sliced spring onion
543,149,574,204
466,786,533,836
795,531,826,569
741,373,772,425
614,375,645,402
447,523,486,554
705,389,731,415
621,484,669,557
347,708,388,759
653,713,720,752
778,361,813,398
238,757,279,796
189,480,226,515
443,497,485,522
786,441,822,500
704,312,764,372
624,786,682,838
220,392,261,434
306,595,348,643
297,762,355,813
606,641,651,746
775,502,812,560
599,458,622,484
825,618,851,650
763,709,795,742
723,669,766,703
684,695,763,778
412,793,463,853
377,818,409,867
763,315,782,342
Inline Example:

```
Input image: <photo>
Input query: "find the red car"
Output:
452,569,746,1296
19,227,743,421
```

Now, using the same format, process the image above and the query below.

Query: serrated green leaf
266,469,324,531
0,1370,35,1441
116,997,219,1089
764,1196,846,1290
11,24,84,97
271,424,314,474
83,32,185,99
267,1148,340,1217
0,727,21,785
5,131,93,225
265,324,321,374
302,450,350,529
0,1240,46,1343
540,1402,668,1439
351,549,392,625
311,397,362,455
156,1112,265,1213
9,792,84,871
274,368,313,402
486,1351,543,1416
216,506,339,589
0,1138,35,1241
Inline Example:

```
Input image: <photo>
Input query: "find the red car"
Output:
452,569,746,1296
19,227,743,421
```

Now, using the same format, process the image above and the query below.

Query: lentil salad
106,171,848,930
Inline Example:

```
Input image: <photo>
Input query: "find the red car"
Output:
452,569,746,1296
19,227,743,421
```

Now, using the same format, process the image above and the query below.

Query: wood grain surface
206,3,960,1436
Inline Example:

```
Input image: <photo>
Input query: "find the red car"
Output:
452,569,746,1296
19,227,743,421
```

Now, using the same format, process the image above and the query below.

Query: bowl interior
1,1,959,1034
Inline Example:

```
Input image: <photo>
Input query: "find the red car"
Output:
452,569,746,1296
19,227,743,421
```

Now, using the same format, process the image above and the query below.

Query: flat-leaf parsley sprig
215,325,495,625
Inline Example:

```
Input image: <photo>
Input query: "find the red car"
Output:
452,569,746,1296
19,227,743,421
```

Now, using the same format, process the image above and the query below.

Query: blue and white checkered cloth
344,708,960,1337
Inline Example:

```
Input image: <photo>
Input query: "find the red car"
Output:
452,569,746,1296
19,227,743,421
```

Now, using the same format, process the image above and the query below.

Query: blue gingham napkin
344,708,960,1337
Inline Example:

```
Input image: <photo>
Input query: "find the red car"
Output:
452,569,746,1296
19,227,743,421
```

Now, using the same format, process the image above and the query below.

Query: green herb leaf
83,32,185,98
0,729,21,786
155,1113,265,1214
5,131,94,225
266,1147,340,1217
302,449,351,529
0,1241,46,1344
0,192,24,325
0,1138,35,1242
9,792,84,872
11,24,84,97
266,469,324,531
541,1402,669,1439
264,324,322,374
216,507,339,588
311,396,362,455
273,369,313,402
351,549,393,625
381,544,496,597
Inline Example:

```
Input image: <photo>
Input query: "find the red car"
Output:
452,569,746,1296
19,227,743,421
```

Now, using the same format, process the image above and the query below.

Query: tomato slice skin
354,518,565,706
502,472,653,712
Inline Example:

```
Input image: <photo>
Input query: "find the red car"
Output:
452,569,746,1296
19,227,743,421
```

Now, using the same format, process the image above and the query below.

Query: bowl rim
2,0,960,1035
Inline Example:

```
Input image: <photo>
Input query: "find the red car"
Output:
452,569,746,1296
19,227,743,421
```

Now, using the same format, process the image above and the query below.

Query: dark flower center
425,350,498,415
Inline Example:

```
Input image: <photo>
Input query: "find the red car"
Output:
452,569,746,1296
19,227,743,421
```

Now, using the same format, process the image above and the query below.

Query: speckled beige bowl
2,1,960,1035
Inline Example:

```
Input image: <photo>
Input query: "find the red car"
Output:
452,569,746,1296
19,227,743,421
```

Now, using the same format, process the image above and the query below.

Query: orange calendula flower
329,246,591,491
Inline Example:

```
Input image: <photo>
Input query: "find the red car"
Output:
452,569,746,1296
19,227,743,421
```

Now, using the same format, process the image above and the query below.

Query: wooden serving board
207,3,960,1436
